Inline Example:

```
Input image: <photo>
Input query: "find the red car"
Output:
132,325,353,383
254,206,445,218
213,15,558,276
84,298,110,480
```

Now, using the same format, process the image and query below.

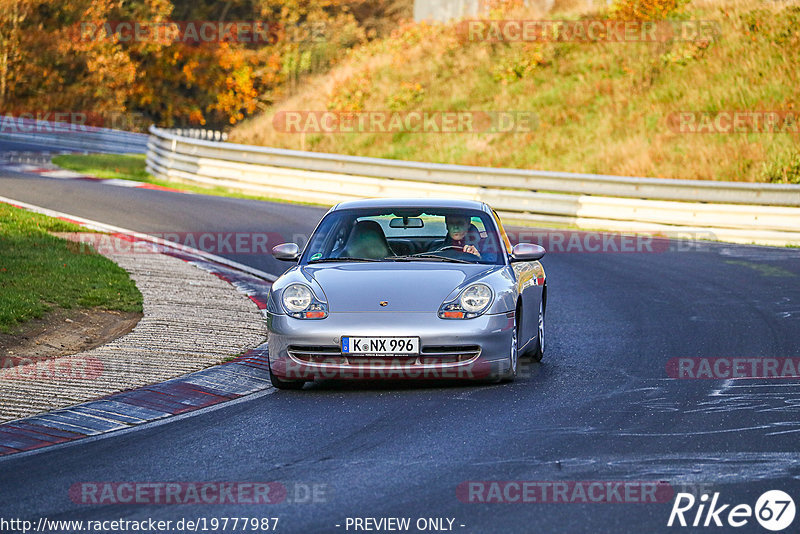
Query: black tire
500,320,519,383
268,362,305,390
531,299,545,362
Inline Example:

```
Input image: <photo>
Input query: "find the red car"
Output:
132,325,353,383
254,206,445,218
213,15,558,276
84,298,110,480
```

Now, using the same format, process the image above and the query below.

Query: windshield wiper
308,257,381,263
389,254,472,264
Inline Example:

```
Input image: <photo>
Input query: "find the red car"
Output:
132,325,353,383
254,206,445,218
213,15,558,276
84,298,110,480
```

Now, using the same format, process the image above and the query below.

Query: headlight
439,283,493,319
460,284,492,313
281,284,328,319
282,284,312,312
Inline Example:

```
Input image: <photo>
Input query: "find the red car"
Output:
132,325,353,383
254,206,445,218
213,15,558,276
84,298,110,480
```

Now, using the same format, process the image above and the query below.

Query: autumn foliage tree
1,0,170,125
1,0,409,129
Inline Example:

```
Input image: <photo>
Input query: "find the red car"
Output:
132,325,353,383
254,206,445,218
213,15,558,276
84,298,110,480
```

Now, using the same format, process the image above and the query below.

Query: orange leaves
326,70,374,111
385,81,425,111
610,0,688,21
2,0,381,129
188,109,205,125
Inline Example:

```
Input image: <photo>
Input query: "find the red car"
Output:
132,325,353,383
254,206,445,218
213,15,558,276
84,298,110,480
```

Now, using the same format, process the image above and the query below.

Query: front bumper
267,311,515,381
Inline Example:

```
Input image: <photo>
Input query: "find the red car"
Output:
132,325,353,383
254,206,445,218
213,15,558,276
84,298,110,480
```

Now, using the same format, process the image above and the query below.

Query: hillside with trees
0,0,411,128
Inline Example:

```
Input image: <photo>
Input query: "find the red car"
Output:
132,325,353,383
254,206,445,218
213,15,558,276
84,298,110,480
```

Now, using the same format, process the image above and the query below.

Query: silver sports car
265,198,547,389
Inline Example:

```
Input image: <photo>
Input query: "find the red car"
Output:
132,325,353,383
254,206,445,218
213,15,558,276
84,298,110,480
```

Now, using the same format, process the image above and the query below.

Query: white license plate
342,337,420,355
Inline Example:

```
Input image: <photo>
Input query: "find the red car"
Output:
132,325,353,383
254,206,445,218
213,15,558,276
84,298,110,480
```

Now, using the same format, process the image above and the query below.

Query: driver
439,214,482,258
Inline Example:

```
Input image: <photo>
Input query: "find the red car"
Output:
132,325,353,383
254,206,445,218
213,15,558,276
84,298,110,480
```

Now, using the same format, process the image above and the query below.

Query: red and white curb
0,197,279,458
0,151,183,192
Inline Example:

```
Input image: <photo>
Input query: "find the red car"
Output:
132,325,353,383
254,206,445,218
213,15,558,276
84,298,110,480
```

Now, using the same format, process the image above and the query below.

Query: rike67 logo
668,490,795,531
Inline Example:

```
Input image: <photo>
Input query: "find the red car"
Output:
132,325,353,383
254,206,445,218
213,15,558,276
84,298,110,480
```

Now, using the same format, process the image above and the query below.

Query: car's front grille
419,345,481,364
287,345,346,364
287,345,481,366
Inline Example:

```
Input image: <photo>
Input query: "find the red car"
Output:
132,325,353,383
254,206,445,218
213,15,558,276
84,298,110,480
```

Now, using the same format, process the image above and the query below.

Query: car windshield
301,207,505,265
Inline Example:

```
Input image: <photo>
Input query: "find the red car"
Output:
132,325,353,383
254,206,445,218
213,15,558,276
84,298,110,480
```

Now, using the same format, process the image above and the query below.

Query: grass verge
0,203,143,333
51,154,151,181
51,154,328,207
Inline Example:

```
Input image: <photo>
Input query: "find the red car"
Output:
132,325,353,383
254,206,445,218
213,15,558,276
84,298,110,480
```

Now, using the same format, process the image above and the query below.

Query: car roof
331,198,490,212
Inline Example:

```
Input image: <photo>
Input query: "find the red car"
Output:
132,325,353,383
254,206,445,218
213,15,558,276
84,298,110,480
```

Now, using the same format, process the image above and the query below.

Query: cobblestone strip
0,235,268,424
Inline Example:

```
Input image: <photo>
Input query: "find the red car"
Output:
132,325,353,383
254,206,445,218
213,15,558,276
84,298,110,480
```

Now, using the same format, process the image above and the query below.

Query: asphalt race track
2,149,800,533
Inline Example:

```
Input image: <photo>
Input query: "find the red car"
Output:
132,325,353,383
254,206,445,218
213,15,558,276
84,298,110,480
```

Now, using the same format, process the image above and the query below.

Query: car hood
303,263,495,313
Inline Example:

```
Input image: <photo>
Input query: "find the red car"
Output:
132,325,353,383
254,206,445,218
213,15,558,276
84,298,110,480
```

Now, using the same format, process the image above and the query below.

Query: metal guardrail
146,126,800,246
0,116,149,153
172,129,229,142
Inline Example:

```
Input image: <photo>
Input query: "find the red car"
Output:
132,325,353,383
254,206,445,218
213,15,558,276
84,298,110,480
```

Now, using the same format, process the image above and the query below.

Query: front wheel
500,324,518,383
268,362,306,390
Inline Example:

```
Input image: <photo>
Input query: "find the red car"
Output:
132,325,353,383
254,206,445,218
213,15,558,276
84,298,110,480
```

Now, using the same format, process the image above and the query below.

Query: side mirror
511,243,545,262
272,243,300,262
